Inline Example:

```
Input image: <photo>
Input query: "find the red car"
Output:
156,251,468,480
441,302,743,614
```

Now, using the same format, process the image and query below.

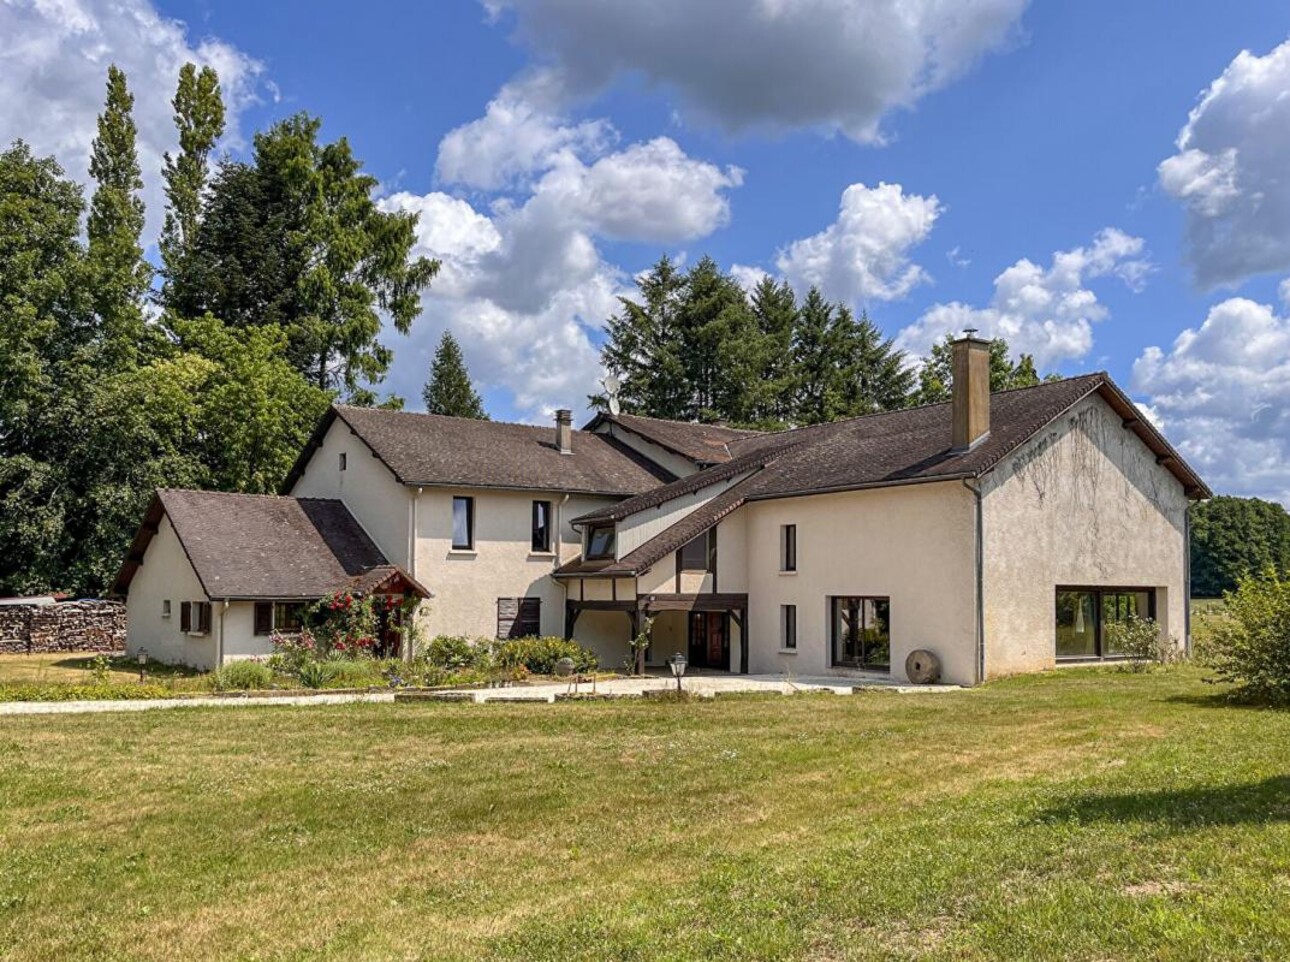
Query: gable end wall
980,393,1190,677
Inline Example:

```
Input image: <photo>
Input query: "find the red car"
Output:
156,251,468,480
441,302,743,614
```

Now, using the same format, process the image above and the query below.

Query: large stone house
112,336,1209,684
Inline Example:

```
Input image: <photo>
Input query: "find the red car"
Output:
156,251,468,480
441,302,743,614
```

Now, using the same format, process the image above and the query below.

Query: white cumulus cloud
776,182,941,303
0,0,265,243
481,0,1029,142
896,228,1150,367
384,106,743,420
1158,40,1290,287
1133,292,1290,504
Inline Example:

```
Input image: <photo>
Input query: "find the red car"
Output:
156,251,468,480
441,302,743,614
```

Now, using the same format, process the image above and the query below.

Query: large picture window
831,596,890,671
1055,587,1156,659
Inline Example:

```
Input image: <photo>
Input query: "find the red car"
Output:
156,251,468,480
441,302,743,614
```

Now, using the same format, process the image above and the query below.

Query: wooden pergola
565,592,749,674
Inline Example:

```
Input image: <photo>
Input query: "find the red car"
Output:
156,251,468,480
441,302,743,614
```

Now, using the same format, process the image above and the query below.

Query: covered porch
565,591,749,674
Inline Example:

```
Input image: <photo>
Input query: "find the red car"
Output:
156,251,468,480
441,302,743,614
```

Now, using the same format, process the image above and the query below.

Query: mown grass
1,665,1287,961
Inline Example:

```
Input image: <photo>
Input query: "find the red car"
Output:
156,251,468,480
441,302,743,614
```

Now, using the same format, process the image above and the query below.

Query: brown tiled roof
283,407,674,496
585,412,762,465
558,374,1210,577
111,490,394,600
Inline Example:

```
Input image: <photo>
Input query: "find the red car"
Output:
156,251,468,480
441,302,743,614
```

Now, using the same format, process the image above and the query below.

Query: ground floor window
254,601,308,636
831,596,890,671
1055,587,1156,659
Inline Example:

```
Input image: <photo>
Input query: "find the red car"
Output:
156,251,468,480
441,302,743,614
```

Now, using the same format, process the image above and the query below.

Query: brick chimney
951,331,991,452
555,409,573,455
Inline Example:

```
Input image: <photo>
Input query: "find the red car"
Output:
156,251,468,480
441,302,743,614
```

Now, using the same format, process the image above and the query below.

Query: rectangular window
183,601,211,636
532,500,552,552
679,529,715,572
831,596,890,671
498,597,541,639
1056,587,1155,659
452,496,474,550
339,452,347,471
586,524,615,560
781,604,797,650
161,600,171,619
274,602,306,634
782,524,797,572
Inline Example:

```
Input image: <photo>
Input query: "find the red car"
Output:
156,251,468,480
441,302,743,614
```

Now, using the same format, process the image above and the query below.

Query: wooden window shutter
180,601,191,632
497,597,541,639
254,602,273,636
198,602,211,634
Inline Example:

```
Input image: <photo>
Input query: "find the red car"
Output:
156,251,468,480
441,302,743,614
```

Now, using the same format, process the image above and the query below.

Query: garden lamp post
668,653,687,693
137,648,149,683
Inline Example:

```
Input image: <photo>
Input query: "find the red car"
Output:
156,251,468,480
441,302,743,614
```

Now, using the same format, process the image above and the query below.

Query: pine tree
87,65,150,368
836,310,914,415
678,256,757,422
598,255,689,419
790,288,849,424
744,277,798,425
160,63,225,287
422,332,488,419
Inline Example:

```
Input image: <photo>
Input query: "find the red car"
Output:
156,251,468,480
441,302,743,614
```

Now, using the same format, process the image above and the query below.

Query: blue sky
4,0,1290,501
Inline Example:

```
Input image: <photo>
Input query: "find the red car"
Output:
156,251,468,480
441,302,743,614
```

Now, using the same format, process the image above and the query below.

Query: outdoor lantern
137,647,149,682
668,652,687,692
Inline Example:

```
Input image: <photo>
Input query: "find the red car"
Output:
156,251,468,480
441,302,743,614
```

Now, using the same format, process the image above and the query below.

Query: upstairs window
679,528,716,572
339,452,347,472
781,524,797,572
452,496,475,550
586,524,615,560
532,500,553,552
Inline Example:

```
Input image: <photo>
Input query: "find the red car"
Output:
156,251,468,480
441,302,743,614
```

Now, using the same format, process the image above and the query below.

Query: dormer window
586,524,615,560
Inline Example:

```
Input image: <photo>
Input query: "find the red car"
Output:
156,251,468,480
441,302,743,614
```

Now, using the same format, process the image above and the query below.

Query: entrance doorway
688,611,729,670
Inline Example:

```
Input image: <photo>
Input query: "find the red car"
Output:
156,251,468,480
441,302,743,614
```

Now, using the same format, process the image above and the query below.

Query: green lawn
0,667,1287,961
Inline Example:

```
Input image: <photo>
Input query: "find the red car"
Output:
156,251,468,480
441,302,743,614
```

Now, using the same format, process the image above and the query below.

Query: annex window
781,604,797,650
161,599,171,619
679,528,716,572
1056,587,1156,659
832,596,890,671
781,524,797,572
498,597,541,639
254,602,307,636
181,601,211,636
452,496,475,550
339,452,347,472
586,524,615,560
532,500,553,552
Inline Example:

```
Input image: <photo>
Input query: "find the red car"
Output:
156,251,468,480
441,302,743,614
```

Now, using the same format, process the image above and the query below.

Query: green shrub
1203,568,1290,703
320,659,384,689
1104,614,1179,671
495,637,598,675
297,661,337,690
211,660,274,691
424,635,487,671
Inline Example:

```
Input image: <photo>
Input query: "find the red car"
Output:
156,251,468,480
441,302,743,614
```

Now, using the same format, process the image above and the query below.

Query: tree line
594,254,1053,427
0,64,438,596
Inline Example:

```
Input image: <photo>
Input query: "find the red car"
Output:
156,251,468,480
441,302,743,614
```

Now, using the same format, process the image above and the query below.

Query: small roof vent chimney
951,332,991,453
555,409,573,455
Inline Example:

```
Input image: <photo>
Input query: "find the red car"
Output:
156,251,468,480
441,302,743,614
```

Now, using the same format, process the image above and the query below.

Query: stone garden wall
0,601,127,655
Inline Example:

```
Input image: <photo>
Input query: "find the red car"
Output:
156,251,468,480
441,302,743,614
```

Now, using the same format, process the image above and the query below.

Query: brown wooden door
688,612,729,670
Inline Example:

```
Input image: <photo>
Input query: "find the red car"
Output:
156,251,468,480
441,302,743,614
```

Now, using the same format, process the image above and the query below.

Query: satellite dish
603,375,621,396
608,396,621,416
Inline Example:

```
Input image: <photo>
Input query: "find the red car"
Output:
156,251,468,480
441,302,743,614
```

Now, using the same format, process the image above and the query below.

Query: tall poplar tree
160,63,225,286
87,65,150,368
422,332,488,419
